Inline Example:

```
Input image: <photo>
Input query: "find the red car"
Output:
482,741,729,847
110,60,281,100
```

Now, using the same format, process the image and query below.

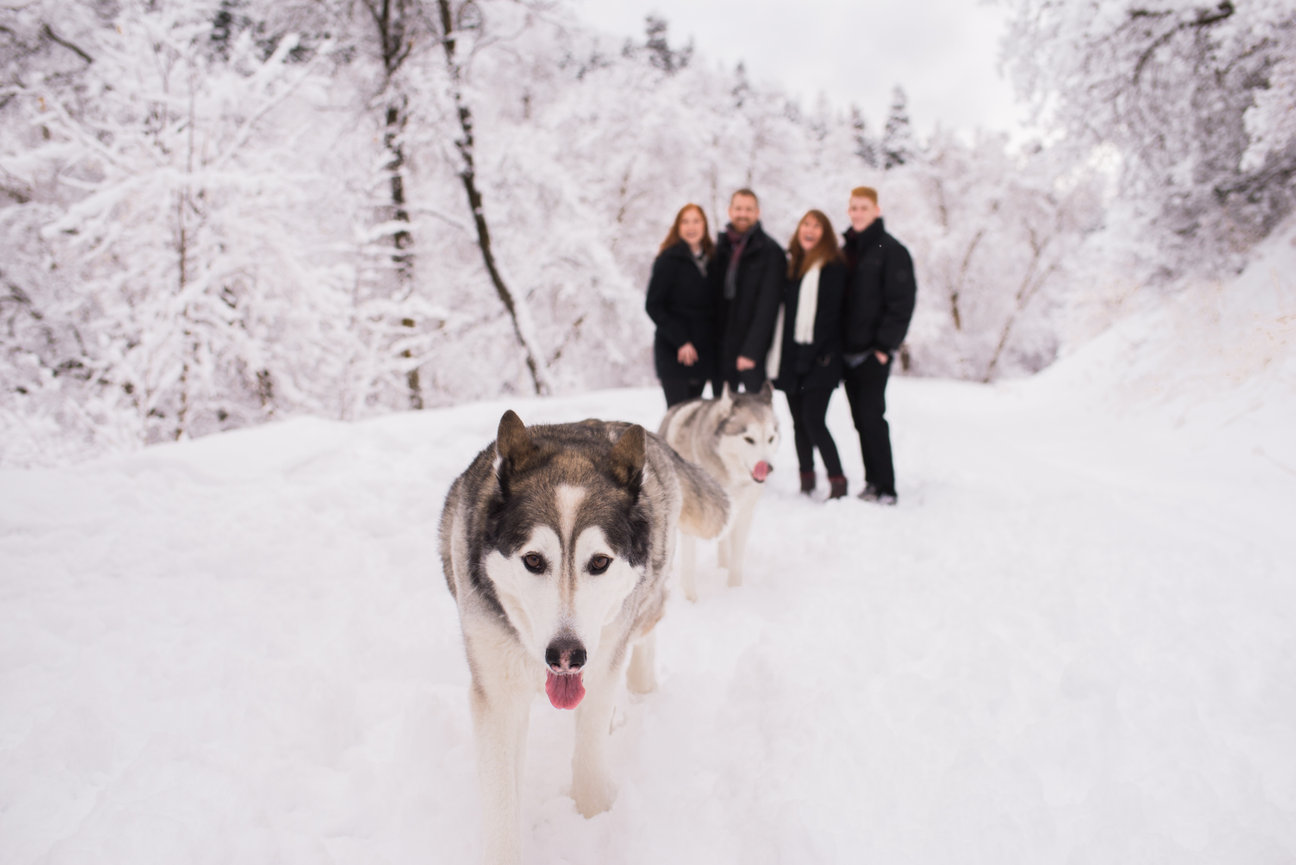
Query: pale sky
574,0,1026,140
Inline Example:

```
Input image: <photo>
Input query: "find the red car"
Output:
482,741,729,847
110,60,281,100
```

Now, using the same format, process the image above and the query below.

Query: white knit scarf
794,262,822,344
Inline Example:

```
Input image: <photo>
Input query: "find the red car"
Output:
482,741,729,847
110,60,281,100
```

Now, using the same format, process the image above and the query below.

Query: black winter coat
774,260,848,393
645,241,717,382
712,222,786,375
842,218,917,358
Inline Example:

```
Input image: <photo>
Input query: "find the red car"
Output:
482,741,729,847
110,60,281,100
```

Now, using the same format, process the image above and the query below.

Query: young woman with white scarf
768,210,850,499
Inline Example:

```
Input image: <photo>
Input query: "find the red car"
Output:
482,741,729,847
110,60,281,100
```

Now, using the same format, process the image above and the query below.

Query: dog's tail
671,452,730,540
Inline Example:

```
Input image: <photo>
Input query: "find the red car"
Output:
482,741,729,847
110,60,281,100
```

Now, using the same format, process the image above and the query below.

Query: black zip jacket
842,218,916,358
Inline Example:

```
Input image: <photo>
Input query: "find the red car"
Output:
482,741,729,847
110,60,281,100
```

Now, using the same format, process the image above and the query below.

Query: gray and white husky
658,383,780,601
440,410,729,865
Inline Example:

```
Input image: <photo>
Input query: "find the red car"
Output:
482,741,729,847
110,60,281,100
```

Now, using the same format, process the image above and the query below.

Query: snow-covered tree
851,106,881,169
0,1,368,451
429,0,553,396
0,0,1140,465
882,85,917,170
875,131,1103,380
641,15,693,75
1000,0,1296,268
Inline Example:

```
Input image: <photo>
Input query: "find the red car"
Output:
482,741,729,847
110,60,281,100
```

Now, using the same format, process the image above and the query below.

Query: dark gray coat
712,222,786,376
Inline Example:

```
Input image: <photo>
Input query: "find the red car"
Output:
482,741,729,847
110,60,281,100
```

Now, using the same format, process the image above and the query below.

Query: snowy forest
2,0,1294,466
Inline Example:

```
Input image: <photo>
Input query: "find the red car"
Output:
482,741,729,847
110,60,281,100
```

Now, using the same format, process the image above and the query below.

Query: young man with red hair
841,186,916,505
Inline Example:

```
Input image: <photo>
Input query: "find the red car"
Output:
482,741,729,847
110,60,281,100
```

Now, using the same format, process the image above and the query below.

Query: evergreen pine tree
883,85,916,169
643,15,691,74
851,105,880,168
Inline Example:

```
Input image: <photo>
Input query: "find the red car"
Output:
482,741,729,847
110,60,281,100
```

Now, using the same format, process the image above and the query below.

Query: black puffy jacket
645,241,717,381
842,218,916,358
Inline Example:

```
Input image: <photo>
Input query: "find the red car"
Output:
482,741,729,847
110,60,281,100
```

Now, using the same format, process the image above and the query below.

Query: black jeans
843,355,896,494
785,387,843,477
718,365,768,396
661,377,707,408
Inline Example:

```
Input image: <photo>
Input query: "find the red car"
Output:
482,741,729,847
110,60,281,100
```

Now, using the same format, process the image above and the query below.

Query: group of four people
645,187,916,504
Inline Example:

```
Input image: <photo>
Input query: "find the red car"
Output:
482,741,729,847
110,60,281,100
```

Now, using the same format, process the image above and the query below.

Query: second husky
659,383,780,600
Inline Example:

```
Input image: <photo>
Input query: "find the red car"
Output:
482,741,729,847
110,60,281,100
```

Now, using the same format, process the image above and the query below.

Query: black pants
843,356,896,494
661,377,707,408
785,388,843,477
718,365,768,396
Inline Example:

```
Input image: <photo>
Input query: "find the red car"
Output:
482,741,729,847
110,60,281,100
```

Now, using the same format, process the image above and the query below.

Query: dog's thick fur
658,383,780,601
440,411,729,865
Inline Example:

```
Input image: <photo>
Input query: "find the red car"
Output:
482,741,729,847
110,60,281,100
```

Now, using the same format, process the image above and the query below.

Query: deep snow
2,228,1295,863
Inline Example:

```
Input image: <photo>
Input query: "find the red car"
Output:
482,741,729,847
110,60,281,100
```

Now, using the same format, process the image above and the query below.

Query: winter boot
828,475,848,500
799,472,816,495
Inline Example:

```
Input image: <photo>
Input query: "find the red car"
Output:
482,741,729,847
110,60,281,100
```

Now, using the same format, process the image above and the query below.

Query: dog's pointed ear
718,382,734,411
759,380,774,405
608,424,646,493
496,410,538,475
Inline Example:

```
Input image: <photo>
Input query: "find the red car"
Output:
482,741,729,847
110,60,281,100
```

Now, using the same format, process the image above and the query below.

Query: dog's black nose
545,637,587,672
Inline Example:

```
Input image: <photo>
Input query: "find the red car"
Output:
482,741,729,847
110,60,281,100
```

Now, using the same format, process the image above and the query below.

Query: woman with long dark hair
771,209,849,499
645,204,717,407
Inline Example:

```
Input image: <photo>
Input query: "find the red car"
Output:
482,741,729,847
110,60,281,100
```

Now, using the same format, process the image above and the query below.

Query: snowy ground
3,369,1294,863
3,231,1295,863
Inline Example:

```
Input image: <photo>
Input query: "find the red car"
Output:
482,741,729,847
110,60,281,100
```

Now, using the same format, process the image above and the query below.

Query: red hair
659,203,715,256
850,186,878,205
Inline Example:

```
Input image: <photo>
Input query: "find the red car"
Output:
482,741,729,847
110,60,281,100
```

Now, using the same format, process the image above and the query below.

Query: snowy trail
2,382,1293,864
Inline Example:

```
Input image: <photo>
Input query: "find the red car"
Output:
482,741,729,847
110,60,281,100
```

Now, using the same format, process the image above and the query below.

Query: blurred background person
772,209,849,499
646,203,718,407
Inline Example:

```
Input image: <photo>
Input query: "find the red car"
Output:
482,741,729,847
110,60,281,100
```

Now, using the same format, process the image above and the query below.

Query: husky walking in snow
439,411,729,865
658,383,779,601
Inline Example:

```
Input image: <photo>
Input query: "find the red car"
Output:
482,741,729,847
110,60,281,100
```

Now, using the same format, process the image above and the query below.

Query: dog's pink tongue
545,672,585,709
752,460,771,482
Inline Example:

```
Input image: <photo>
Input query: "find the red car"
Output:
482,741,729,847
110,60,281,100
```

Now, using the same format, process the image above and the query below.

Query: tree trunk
436,0,548,395
365,0,423,409
175,90,196,440
982,228,1054,382
952,229,984,333
384,96,423,408
384,100,415,281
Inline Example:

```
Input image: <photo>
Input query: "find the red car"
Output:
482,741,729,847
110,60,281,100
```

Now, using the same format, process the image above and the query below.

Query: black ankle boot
799,472,816,494
828,476,848,500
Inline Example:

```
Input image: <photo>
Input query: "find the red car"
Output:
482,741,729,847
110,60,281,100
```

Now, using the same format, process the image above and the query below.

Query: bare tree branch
40,24,93,65
435,0,548,395
1132,1,1235,85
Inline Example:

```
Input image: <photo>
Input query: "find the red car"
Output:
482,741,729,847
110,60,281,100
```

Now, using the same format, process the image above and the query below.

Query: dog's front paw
626,666,657,694
625,636,657,694
571,773,616,818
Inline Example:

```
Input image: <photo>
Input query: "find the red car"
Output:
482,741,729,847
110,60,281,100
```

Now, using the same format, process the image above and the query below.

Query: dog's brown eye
522,553,546,574
744,436,756,444
588,554,612,575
